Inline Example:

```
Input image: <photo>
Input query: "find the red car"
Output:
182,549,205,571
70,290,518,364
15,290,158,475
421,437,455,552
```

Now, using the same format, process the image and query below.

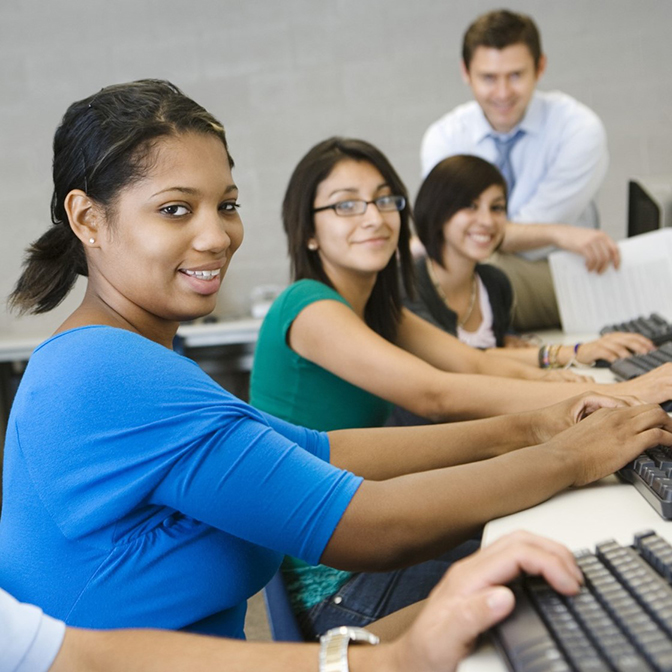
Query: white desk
0,318,263,364
177,318,262,348
0,335,44,363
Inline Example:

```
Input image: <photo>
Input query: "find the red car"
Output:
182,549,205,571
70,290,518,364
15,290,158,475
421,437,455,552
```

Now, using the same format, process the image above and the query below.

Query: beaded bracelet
563,342,583,369
538,344,552,368
549,343,562,368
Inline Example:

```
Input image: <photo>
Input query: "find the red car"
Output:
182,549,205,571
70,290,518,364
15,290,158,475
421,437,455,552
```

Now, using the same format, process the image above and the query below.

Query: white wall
2,0,671,336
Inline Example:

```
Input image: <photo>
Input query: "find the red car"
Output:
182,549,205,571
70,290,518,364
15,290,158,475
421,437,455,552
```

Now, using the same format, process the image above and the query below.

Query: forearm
53,627,400,672
485,344,579,368
329,412,536,480
475,348,545,379
323,443,574,571
484,346,539,366
52,629,311,672
406,373,597,422
499,221,567,253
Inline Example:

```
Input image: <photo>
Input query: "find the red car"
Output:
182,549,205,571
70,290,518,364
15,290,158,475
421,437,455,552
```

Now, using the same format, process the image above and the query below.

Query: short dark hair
10,79,231,314
462,9,542,70
282,137,414,343
414,155,507,267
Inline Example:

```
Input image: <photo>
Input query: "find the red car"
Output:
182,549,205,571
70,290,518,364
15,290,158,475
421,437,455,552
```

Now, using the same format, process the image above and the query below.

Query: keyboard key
494,581,571,672
619,447,672,520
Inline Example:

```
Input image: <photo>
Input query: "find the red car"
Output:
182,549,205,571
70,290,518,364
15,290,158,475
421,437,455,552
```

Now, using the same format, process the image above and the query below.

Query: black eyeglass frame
312,195,406,217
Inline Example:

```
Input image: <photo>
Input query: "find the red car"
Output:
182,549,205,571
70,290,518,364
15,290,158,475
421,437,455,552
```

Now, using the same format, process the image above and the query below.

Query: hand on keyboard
545,402,672,487
527,391,639,444
577,331,654,364
617,361,672,405
601,312,672,346
493,531,672,672
392,531,581,672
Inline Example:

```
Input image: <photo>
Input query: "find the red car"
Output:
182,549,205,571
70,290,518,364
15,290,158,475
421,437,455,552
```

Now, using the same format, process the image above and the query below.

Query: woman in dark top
407,155,651,364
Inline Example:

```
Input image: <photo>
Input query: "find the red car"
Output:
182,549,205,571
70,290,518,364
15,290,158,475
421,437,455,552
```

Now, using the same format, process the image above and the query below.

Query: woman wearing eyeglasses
249,136,672,637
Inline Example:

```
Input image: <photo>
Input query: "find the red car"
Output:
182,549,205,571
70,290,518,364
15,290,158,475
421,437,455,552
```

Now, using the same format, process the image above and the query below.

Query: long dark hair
282,137,414,343
9,79,232,314
414,155,507,267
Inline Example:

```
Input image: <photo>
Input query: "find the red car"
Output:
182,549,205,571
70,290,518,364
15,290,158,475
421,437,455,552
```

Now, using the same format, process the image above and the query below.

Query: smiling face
87,132,243,336
462,43,545,134
442,184,507,266
309,159,401,287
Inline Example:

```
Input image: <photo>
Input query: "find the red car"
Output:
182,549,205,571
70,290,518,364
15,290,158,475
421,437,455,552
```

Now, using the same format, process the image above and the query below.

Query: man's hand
553,226,620,273
389,532,582,672
502,222,620,273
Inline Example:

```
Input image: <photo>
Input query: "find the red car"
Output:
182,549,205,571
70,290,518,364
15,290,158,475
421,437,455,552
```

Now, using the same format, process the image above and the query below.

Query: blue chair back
262,570,304,641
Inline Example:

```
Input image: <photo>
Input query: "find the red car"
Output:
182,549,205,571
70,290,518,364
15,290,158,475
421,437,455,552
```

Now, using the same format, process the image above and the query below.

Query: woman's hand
575,332,654,365
546,402,672,487
387,531,582,672
617,362,672,404
526,391,641,445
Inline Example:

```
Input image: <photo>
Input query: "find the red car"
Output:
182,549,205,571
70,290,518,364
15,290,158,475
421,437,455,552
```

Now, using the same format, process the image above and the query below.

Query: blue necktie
492,129,524,195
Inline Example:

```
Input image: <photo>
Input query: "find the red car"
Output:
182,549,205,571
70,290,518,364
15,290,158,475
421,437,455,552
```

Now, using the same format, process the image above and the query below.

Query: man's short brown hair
462,9,542,70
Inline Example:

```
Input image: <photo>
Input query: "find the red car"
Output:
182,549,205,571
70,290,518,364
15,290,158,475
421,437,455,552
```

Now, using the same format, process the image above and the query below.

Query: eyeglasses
313,195,406,217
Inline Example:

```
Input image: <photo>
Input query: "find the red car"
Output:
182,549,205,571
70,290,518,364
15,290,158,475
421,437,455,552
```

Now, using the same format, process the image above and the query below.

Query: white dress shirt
0,588,65,672
420,91,609,260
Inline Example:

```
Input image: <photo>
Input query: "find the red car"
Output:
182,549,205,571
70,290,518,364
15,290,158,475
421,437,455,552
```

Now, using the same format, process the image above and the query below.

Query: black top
387,258,514,427
404,257,514,347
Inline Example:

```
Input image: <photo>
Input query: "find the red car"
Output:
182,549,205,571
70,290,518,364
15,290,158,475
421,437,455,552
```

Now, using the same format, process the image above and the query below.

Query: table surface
0,317,264,362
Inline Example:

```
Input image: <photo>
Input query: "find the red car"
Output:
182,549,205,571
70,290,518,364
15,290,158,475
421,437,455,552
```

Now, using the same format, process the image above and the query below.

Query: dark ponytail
9,224,88,314
9,79,232,314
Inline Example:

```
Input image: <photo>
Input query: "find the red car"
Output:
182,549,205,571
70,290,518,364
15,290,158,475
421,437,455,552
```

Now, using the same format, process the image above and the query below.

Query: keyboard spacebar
492,583,571,672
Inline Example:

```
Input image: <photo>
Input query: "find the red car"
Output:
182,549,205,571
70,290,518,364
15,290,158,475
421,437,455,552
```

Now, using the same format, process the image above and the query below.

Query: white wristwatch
318,626,380,672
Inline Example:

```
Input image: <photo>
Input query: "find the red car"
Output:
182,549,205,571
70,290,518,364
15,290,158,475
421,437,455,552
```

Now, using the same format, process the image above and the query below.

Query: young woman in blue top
2,81,671,647
249,137,672,635
408,154,650,362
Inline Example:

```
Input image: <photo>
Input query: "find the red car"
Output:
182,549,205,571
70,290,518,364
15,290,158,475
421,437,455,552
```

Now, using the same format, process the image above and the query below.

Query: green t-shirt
250,279,392,431
250,279,393,614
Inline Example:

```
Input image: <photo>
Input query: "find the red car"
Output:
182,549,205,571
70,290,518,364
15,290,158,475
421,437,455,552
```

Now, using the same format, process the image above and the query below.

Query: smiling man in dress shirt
421,9,619,331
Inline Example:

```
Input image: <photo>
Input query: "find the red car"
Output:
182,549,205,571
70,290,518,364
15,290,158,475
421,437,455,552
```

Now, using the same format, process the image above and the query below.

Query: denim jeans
297,537,481,640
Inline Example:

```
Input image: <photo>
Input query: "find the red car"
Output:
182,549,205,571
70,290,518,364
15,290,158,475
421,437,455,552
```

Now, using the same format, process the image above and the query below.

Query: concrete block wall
1,0,671,336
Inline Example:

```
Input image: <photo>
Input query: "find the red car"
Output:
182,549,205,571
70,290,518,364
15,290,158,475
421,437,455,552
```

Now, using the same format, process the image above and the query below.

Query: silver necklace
426,259,478,328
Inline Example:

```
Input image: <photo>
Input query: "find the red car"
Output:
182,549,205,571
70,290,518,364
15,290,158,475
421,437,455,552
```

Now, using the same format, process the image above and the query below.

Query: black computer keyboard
600,313,672,346
492,531,672,672
619,445,672,520
610,341,672,381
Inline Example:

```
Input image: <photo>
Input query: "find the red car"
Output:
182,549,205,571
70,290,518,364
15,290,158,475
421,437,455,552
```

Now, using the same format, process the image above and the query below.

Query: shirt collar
474,91,543,144
517,91,543,136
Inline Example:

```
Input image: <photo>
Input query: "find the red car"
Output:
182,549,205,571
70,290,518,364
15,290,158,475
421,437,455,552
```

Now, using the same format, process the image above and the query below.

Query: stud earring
89,238,95,244
308,241,318,251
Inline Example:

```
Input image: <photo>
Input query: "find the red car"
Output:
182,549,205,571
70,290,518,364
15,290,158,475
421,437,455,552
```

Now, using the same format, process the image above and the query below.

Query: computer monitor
627,174,672,237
